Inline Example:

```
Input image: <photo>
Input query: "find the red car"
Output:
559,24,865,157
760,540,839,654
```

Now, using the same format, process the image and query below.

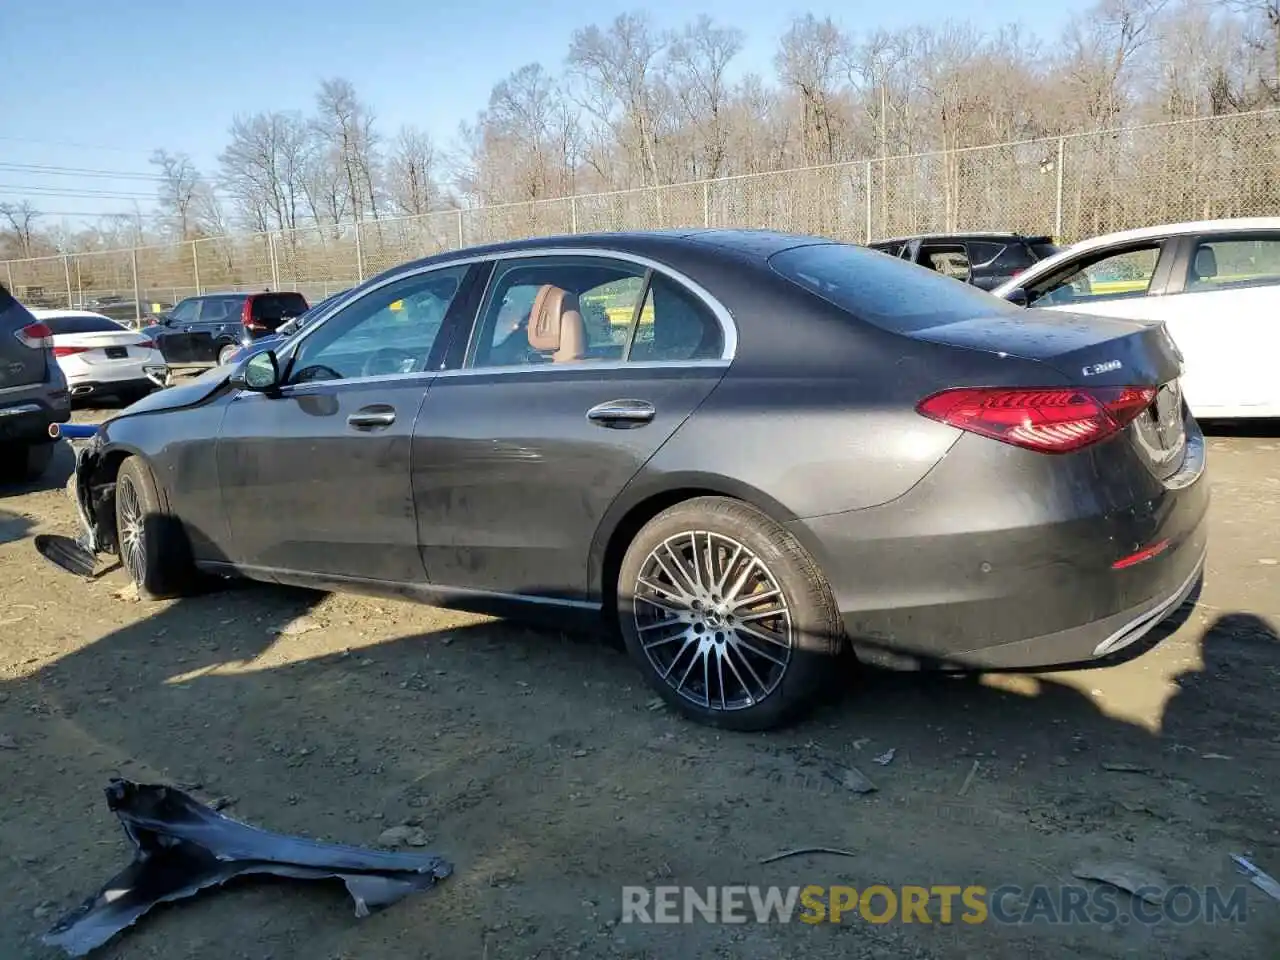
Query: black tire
0,441,55,484
114,456,197,600
617,496,845,731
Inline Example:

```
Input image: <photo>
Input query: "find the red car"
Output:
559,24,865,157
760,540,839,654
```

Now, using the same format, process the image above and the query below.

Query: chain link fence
5,109,1279,316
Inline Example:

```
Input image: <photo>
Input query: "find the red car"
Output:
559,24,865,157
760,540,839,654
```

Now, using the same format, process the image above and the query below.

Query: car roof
393,229,832,274
30,308,119,322
1062,217,1280,254
871,232,1052,245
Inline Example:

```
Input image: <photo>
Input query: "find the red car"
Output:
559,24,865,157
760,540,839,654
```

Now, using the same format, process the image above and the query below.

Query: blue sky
3,0,1087,228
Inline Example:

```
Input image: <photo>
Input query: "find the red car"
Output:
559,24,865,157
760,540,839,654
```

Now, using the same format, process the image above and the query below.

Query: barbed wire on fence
5,109,1279,310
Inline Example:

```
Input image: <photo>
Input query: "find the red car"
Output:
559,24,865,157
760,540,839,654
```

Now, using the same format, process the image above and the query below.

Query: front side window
1185,236,1280,290
1029,244,1162,307
287,265,467,383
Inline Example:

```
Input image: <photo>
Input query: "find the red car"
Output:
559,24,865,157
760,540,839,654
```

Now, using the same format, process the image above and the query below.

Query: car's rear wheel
217,344,238,366
0,441,55,484
617,496,845,731
114,456,197,600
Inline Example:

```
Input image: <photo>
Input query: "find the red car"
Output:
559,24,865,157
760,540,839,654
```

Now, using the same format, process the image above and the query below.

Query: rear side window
628,274,724,363
198,296,245,322
43,315,125,335
968,241,1037,272
770,242,1020,333
1186,236,1280,289
253,293,309,320
1030,242,1060,261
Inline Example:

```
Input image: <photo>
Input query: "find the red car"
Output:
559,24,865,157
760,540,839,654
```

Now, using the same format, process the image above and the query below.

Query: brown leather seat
527,284,586,362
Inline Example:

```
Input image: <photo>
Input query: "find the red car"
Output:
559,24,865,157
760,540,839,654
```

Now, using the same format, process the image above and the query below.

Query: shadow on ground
2,564,1278,959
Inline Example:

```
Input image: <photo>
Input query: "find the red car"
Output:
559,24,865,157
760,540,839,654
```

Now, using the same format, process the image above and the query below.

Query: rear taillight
13,321,53,349
242,297,264,332
917,386,1157,454
53,345,89,357
137,339,155,349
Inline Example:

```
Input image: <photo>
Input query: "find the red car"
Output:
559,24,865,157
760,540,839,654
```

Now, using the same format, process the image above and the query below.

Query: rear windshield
252,293,309,320
770,242,1020,333
43,315,125,335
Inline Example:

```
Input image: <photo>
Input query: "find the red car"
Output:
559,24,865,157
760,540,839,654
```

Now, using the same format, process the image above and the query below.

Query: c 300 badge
1082,359,1123,376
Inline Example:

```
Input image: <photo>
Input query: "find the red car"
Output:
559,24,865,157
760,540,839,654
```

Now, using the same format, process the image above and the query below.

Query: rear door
412,251,732,600
185,295,246,361
1146,231,1280,415
0,285,48,391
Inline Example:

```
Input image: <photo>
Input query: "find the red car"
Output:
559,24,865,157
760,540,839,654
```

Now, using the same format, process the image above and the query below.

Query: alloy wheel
632,531,793,711
117,474,146,585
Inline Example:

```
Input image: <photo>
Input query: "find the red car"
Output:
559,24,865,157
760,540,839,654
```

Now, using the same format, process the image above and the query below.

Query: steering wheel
291,363,345,384
361,347,419,378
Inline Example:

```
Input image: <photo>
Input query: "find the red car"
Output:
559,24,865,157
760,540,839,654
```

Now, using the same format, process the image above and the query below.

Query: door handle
347,407,396,429
586,399,655,427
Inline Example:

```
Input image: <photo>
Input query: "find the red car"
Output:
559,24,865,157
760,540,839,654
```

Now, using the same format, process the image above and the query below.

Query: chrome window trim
273,246,739,380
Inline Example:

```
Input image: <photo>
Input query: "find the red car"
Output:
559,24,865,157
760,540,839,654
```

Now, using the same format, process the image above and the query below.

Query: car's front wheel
617,496,846,731
114,456,198,600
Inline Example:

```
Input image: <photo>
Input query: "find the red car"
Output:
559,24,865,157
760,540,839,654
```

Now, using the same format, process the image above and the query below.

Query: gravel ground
2,402,1280,959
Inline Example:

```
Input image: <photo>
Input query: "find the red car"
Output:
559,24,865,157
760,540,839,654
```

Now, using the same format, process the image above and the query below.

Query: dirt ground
3,406,1280,960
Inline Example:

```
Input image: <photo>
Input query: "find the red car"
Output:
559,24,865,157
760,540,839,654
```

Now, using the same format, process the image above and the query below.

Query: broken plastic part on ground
41,779,453,958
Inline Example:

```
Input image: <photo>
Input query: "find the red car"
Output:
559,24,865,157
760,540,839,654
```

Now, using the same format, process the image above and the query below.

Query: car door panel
154,299,200,362
216,377,433,580
213,263,480,582
412,364,727,599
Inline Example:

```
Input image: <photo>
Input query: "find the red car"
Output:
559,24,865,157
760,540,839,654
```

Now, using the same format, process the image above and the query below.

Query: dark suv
869,232,1059,291
143,291,310,367
0,284,71,483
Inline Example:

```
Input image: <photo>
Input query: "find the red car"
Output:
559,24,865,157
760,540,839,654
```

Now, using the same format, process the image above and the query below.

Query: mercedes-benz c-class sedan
66,230,1207,730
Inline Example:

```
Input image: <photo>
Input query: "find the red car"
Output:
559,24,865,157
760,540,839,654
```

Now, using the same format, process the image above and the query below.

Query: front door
154,298,201,362
412,252,731,600
214,262,477,582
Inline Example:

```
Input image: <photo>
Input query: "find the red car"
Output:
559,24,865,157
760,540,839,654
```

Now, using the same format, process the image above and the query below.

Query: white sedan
992,217,1280,419
31,309,169,403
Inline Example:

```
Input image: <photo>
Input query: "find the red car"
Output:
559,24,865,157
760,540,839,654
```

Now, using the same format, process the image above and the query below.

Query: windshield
770,242,1020,333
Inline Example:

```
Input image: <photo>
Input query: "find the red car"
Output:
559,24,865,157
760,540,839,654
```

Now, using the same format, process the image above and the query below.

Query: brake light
53,345,89,357
13,321,53,349
137,339,155,349
242,296,265,332
917,385,1157,454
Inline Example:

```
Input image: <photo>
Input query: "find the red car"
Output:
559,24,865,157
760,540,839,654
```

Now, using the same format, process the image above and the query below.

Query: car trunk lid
910,309,1188,480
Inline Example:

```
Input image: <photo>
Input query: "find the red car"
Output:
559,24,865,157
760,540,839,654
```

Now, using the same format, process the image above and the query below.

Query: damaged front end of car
35,422,121,578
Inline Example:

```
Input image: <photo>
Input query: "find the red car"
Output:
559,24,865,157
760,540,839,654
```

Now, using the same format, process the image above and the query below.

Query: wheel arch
81,442,153,552
590,472,802,616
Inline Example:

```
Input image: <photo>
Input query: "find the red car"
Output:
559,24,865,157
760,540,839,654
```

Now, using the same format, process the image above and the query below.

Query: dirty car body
68,229,1209,730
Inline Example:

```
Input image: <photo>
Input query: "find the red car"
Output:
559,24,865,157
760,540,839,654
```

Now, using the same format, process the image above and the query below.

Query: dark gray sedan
68,230,1208,730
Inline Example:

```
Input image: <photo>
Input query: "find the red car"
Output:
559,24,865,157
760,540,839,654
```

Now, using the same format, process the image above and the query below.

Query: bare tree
774,14,850,165
149,149,203,240
0,201,41,258
667,16,744,179
386,126,441,216
313,78,381,222
569,13,670,187
218,111,311,231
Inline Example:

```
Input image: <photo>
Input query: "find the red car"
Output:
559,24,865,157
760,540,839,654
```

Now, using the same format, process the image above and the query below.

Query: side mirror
1005,287,1030,307
233,350,281,393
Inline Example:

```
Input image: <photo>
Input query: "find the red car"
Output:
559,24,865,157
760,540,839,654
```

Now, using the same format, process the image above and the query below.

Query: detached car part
42,779,453,958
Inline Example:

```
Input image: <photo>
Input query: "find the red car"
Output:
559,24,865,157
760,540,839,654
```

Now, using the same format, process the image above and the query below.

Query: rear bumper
0,383,71,443
787,428,1210,671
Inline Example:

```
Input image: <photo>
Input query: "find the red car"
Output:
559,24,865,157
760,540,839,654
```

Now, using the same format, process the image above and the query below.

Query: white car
31,309,169,403
992,217,1280,419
